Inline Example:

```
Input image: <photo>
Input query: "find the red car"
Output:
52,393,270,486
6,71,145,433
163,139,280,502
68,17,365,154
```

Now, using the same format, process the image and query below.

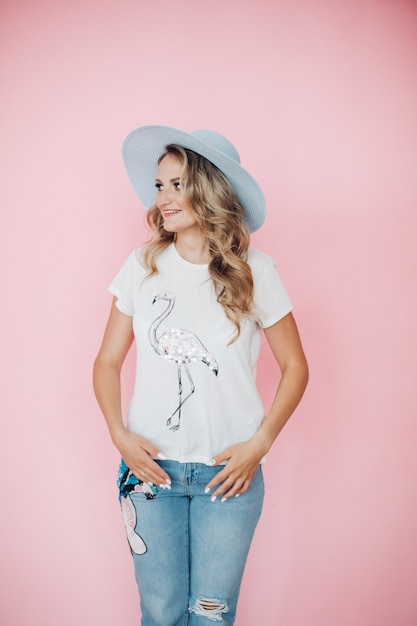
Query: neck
174,234,211,265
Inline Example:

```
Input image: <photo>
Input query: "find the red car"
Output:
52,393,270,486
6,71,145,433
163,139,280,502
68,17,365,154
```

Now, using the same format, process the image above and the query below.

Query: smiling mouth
163,210,181,216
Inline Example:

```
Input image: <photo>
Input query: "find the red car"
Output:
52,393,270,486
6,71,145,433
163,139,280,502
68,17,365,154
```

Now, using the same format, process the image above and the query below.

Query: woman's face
155,154,199,236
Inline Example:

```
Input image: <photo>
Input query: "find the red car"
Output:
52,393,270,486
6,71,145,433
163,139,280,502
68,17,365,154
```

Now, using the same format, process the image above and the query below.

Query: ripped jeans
117,460,264,625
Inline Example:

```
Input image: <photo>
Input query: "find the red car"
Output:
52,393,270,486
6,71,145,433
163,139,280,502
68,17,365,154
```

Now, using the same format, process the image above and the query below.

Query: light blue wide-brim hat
122,125,266,232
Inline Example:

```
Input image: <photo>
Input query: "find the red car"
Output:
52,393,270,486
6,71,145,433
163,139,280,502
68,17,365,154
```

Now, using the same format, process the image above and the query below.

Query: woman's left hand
205,438,267,502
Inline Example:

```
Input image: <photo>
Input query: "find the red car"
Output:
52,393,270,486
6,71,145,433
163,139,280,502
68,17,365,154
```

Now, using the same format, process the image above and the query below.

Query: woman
93,125,308,625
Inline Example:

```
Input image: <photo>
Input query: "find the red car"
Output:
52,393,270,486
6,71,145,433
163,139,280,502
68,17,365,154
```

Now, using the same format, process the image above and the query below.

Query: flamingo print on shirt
149,292,219,431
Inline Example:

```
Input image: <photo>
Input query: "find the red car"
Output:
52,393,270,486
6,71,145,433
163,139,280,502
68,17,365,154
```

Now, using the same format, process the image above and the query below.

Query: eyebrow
155,177,181,184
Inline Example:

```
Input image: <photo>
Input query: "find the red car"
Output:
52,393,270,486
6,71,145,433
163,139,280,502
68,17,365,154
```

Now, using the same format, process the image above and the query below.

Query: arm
206,312,309,500
252,312,309,451
93,298,171,488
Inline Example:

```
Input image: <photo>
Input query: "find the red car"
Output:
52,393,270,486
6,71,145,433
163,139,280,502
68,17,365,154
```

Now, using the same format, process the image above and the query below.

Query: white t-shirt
109,243,292,464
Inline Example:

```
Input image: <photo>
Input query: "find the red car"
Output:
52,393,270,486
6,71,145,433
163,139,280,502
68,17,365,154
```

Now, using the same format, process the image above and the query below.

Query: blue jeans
117,460,264,625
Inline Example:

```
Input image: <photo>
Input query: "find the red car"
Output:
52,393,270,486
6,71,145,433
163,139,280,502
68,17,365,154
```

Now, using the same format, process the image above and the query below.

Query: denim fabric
118,460,264,625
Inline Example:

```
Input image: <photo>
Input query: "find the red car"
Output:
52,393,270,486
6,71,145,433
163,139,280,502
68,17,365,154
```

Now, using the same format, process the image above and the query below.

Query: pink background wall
1,1,417,624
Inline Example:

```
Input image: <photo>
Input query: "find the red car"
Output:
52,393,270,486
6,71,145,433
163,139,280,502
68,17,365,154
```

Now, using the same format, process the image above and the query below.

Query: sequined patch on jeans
117,459,158,555
117,458,158,501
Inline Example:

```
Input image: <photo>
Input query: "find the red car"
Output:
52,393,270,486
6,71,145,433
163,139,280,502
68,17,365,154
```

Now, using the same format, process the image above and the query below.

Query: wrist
110,424,128,447
251,429,274,456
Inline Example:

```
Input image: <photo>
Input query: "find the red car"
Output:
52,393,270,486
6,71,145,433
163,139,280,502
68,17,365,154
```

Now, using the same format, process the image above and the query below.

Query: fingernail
208,459,216,466
158,452,166,460
159,483,166,489
205,487,211,494
235,493,240,498
221,497,227,503
211,496,217,502
165,478,171,485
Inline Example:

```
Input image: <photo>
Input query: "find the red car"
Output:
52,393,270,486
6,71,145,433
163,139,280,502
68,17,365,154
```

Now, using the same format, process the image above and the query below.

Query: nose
156,188,173,207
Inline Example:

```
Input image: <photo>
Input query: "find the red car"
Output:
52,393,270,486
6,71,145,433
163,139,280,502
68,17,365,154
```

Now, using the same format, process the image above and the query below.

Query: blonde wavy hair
143,144,258,340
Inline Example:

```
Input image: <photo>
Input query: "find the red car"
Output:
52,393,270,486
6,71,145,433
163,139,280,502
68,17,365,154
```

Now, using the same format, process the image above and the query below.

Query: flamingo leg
166,363,183,431
182,364,195,402
166,363,195,431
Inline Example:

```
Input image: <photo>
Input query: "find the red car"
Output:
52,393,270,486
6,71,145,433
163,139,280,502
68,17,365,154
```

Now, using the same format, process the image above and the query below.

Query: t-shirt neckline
170,243,210,269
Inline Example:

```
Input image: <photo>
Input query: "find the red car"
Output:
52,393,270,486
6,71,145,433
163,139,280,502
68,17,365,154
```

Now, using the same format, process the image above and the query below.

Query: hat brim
122,125,266,232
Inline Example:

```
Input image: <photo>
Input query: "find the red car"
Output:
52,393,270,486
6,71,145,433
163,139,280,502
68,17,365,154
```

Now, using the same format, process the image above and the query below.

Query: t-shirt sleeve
254,260,293,328
108,250,139,316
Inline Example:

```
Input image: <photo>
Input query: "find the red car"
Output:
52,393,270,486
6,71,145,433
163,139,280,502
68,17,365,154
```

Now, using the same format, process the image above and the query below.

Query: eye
174,182,181,190
155,183,163,191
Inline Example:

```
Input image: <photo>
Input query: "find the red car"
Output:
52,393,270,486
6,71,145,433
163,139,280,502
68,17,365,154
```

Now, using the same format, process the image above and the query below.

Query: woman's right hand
93,300,171,489
113,428,171,489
